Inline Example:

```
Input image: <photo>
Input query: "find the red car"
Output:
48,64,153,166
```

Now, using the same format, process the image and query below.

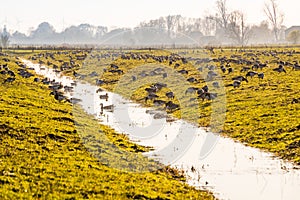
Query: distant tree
201,17,216,36
249,21,272,44
166,15,181,37
264,0,284,42
228,11,251,45
209,0,231,41
215,0,230,30
30,22,56,38
95,26,108,40
1,26,9,48
287,30,300,44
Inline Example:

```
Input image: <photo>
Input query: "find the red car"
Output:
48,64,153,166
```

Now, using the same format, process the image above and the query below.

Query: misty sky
1,0,299,34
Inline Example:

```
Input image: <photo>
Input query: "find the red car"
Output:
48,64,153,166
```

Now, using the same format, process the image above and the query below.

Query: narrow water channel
22,59,300,200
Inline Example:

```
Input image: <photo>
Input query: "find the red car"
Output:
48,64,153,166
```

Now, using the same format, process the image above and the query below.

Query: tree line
1,0,300,46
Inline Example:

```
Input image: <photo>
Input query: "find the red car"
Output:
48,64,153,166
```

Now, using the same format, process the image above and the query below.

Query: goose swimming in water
100,103,114,112
99,93,109,101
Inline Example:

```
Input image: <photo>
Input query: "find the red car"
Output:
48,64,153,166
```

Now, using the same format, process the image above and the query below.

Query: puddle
22,59,300,200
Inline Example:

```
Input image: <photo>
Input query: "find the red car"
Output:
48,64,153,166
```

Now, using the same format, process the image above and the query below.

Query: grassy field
0,54,215,199
20,46,300,165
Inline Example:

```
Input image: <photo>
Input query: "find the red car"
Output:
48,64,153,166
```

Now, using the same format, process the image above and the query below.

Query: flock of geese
24,48,300,116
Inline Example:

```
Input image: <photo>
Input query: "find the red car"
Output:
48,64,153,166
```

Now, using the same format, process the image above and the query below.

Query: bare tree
228,11,251,45
207,0,230,41
264,0,284,42
201,17,216,36
215,0,230,30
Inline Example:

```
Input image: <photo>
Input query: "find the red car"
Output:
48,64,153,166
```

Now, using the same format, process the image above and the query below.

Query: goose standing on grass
165,101,180,112
257,73,264,79
166,91,175,99
293,61,300,70
3,77,16,84
232,75,248,82
246,71,258,78
226,80,241,88
273,65,286,73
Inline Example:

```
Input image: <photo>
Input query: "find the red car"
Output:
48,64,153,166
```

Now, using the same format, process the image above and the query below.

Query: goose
197,88,205,96
162,72,168,78
3,77,16,84
149,71,158,76
232,76,248,82
154,82,167,90
232,80,241,88
64,85,74,92
273,65,286,73
96,79,105,86
207,71,218,80
165,101,180,112
220,65,226,73
166,91,175,99
225,80,241,88
203,92,218,100
178,69,188,74
212,82,220,88
99,93,109,101
145,93,159,102
100,103,114,112
197,67,203,72
153,113,167,119
258,63,267,70
208,65,216,70
7,70,15,77
132,76,137,81
153,99,166,106
293,61,300,70
187,77,197,83
246,71,258,78
252,64,259,70
240,66,251,72
50,91,66,101
68,98,82,104
293,64,300,70
145,86,158,94
174,63,180,68
96,88,104,93
110,64,119,69
257,73,264,79
202,85,209,93
185,87,198,94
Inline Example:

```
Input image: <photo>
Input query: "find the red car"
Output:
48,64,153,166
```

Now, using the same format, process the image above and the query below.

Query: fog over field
0,0,300,46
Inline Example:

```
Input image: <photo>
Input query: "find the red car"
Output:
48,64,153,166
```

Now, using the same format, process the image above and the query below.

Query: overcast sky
0,0,299,34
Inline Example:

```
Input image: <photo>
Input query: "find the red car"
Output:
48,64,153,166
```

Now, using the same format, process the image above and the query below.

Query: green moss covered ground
0,54,215,199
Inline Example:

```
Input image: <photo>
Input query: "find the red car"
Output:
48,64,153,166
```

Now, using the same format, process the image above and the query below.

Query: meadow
0,54,215,199
22,46,300,165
